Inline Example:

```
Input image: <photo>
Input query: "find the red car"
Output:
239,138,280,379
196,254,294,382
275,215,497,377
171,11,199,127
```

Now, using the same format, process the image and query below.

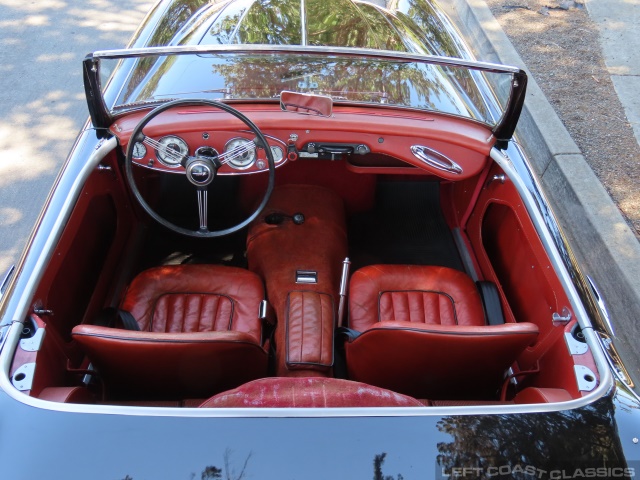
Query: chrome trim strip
0,265,15,299
91,44,521,74
597,331,636,390
586,275,615,337
197,189,208,230
489,147,613,397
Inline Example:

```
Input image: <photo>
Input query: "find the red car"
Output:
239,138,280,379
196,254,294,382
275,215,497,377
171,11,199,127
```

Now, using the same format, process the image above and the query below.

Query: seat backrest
349,265,486,330
344,321,539,399
72,326,268,399
120,264,265,340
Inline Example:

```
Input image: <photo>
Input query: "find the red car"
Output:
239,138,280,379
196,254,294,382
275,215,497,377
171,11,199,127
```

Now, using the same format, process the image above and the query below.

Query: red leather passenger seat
345,265,539,399
72,264,268,399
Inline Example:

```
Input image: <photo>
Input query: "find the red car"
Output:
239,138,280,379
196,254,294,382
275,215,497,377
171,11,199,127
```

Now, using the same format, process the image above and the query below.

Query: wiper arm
152,87,233,98
113,88,234,111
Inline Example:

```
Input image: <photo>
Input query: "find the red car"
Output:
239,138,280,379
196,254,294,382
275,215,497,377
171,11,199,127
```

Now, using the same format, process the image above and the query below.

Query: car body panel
0,387,636,479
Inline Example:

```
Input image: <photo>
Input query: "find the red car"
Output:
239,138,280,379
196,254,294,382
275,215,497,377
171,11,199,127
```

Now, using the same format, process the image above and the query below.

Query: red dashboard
110,104,494,180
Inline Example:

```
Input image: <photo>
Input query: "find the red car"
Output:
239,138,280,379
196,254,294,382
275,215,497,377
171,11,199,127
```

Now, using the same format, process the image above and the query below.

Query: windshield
88,46,523,133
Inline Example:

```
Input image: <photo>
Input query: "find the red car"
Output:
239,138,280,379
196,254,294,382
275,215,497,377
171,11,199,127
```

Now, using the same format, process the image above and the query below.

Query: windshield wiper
113,88,234,111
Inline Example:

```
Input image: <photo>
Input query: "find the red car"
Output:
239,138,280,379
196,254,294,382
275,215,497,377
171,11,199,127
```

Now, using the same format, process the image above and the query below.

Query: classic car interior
9,98,600,409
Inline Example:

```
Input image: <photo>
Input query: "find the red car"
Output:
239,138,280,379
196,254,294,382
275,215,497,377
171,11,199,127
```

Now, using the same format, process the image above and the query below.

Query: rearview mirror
280,91,333,117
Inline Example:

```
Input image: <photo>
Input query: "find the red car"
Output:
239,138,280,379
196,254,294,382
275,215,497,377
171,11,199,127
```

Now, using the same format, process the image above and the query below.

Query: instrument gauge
195,146,219,159
132,142,147,159
156,135,188,167
224,137,256,169
270,145,284,164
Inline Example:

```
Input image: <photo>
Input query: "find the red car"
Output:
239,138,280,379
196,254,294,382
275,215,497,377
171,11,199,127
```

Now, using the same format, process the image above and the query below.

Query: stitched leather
199,377,424,408
72,264,268,399
286,291,334,369
349,265,485,331
152,293,233,333
379,290,458,324
121,264,264,343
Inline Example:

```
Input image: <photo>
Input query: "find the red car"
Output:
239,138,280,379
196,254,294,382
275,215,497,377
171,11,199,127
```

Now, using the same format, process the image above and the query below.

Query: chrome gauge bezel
270,145,284,164
132,142,147,160
156,135,189,167
224,137,256,170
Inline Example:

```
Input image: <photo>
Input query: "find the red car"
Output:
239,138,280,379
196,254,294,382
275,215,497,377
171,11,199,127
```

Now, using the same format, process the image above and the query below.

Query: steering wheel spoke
197,188,208,232
124,99,275,238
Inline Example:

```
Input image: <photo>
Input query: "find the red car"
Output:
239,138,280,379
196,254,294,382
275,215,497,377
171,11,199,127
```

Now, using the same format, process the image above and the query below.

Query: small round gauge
224,137,256,169
270,145,284,164
132,142,147,159
156,135,189,167
195,146,219,159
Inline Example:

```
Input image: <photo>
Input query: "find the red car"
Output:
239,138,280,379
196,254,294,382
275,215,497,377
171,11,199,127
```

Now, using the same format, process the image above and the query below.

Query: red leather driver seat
344,265,539,400
72,264,268,399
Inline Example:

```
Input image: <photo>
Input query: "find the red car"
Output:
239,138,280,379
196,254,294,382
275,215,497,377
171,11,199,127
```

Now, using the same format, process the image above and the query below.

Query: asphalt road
0,0,152,277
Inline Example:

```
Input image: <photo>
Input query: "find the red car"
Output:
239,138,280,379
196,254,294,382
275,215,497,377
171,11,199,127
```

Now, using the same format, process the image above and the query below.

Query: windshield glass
98,49,516,127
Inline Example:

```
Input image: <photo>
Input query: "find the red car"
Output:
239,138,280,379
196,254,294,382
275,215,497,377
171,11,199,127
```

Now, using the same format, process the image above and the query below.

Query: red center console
247,184,348,376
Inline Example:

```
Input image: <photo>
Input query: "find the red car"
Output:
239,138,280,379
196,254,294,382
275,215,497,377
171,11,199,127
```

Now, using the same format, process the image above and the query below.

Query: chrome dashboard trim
410,145,463,174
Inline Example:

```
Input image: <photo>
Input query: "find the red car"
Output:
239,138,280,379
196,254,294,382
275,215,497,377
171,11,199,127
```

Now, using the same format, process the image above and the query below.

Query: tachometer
224,137,256,169
156,135,188,167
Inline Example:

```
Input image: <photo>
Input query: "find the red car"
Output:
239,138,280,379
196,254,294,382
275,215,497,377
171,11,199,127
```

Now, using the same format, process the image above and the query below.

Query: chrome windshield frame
83,44,527,142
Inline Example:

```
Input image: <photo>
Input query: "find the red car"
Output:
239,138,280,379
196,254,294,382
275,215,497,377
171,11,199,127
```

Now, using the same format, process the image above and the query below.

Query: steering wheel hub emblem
186,160,215,186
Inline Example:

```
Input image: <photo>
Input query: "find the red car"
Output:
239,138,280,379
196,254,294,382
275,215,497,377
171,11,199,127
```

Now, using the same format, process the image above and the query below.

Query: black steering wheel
124,99,275,237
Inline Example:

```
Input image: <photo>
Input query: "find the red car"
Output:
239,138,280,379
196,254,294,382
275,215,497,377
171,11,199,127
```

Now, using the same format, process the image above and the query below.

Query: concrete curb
441,0,640,381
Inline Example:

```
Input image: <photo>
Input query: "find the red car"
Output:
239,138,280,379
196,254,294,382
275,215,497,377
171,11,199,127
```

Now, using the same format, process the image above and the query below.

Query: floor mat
348,181,463,271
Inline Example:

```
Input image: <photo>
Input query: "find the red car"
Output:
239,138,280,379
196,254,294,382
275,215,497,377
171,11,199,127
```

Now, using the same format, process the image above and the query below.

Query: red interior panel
462,164,583,381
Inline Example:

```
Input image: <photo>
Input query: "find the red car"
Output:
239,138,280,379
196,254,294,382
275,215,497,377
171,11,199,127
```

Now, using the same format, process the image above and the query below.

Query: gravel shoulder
484,0,640,236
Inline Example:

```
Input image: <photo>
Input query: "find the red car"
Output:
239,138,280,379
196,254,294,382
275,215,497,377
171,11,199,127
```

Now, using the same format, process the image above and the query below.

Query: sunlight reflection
0,208,23,226
35,53,75,62
68,8,151,31
24,15,50,26
0,0,67,11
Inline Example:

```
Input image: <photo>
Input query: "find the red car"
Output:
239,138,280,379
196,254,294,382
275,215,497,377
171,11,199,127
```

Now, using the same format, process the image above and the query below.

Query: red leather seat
199,377,425,408
72,264,268,399
345,265,539,399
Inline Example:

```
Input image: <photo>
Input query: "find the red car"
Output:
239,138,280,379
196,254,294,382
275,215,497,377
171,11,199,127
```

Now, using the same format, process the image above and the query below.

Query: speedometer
224,137,256,169
156,135,188,167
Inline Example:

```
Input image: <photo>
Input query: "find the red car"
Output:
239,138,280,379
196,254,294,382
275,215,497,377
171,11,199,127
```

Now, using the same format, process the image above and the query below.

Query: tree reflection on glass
207,54,491,122
436,399,628,479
